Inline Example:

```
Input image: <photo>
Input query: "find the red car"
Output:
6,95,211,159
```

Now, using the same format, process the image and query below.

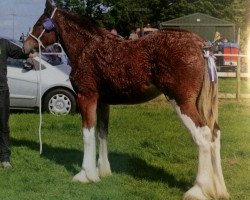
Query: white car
6,39,76,115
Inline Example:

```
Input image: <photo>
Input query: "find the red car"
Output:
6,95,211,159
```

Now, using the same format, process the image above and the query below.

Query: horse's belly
101,83,162,105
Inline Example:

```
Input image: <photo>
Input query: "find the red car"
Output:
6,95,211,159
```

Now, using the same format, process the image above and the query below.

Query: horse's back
138,30,206,102
76,29,206,105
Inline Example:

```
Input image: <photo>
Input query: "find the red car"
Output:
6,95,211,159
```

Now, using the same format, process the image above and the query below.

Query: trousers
0,90,10,162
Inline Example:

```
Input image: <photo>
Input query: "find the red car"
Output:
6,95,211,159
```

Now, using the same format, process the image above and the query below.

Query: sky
0,0,45,40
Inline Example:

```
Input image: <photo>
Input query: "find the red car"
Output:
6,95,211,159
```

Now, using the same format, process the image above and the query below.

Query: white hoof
214,177,230,199
86,168,100,182
72,169,100,183
183,185,208,200
97,166,112,178
217,188,230,199
97,160,112,178
72,170,90,183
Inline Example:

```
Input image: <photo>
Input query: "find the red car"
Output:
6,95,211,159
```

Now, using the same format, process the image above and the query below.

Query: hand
29,51,38,58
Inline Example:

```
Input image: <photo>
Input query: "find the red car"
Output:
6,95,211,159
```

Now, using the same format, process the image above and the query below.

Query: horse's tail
197,60,218,133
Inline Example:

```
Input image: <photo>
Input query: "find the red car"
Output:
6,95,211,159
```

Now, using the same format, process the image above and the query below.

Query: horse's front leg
73,93,100,183
97,104,112,177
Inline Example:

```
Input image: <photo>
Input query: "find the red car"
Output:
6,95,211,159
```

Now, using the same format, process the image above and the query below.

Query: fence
214,53,249,100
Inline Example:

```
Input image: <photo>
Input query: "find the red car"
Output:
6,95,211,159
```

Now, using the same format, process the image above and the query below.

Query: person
129,30,139,40
0,37,37,169
110,28,118,35
19,33,25,43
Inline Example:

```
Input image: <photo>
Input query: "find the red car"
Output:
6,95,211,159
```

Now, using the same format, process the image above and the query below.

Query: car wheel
43,88,76,115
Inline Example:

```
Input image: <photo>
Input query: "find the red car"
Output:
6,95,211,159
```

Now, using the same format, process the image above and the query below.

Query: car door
7,58,38,108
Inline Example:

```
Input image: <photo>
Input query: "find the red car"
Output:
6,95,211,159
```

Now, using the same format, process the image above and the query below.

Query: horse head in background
23,0,229,199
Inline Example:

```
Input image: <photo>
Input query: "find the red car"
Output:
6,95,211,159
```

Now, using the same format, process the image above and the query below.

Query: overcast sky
0,0,45,40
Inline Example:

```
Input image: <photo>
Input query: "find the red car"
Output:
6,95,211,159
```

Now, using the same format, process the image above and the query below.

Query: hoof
183,185,208,200
218,191,230,200
72,169,100,183
214,179,230,199
72,170,90,183
97,162,112,178
98,167,112,178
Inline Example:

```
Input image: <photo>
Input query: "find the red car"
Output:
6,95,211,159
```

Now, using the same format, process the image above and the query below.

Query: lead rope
28,8,59,155
36,42,64,155
28,30,44,155
38,44,43,154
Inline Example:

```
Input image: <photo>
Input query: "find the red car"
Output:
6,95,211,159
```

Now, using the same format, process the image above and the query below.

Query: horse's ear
44,0,56,16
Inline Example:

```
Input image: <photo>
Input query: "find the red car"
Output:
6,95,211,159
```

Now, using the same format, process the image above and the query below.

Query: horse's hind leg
72,93,100,183
96,104,112,177
170,100,216,200
211,125,229,199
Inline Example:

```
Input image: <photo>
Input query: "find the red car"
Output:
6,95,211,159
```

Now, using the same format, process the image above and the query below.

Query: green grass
0,99,249,199
219,78,250,94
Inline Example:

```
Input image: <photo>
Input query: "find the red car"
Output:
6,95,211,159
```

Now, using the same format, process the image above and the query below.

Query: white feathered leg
171,101,216,200
211,130,229,199
73,127,100,183
96,104,111,177
183,125,216,200
97,136,112,177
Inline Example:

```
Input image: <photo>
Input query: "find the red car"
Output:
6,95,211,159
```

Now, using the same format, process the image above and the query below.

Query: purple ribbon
204,50,218,83
208,59,217,83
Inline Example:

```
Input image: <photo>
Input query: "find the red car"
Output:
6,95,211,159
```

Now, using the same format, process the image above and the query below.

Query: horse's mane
57,9,125,43
59,9,101,33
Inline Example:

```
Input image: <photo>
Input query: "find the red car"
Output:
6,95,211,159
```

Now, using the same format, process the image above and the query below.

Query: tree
54,0,249,37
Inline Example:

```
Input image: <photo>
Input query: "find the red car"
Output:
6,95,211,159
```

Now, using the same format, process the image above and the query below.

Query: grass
0,97,249,200
219,77,250,94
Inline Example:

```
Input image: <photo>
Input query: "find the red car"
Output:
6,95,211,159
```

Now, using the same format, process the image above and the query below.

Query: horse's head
23,0,58,55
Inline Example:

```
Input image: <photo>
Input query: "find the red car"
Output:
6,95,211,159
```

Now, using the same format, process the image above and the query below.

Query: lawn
0,97,249,200
219,77,250,94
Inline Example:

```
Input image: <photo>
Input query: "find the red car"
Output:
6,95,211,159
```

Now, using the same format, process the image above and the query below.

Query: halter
29,8,58,49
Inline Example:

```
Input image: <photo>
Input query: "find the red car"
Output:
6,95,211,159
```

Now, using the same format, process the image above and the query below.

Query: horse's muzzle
22,45,39,55
23,38,40,55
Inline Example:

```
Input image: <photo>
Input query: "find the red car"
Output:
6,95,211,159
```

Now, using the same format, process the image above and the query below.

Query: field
219,77,250,94
0,79,250,200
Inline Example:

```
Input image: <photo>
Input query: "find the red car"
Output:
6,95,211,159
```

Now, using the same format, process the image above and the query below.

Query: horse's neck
54,10,101,64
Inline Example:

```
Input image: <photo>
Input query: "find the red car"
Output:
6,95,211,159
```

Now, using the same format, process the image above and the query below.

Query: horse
23,1,229,199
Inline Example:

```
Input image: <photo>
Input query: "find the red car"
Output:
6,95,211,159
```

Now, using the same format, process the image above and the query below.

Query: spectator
0,38,37,169
19,33,25,43
129,30,139,40
110,28,118,35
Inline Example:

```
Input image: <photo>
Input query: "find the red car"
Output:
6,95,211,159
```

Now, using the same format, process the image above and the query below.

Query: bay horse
23,1,229,199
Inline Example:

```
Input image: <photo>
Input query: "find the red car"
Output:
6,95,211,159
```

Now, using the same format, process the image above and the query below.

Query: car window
42,44,65,66
7,58,25,68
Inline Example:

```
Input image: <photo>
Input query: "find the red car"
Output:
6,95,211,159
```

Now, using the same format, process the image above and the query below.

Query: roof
161,13,234,27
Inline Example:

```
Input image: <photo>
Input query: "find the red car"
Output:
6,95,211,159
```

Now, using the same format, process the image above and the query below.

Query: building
161,13,236,42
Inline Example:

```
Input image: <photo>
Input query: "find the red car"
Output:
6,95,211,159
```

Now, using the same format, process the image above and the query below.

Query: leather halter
29,8,57,48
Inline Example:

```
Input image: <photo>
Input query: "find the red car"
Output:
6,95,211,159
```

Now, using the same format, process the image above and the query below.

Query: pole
11,12,16,39
236,28,241,101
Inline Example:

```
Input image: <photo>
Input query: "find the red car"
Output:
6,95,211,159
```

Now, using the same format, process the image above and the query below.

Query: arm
6,39,27,59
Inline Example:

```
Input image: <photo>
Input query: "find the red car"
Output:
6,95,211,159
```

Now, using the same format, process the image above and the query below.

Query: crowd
110,23,159,40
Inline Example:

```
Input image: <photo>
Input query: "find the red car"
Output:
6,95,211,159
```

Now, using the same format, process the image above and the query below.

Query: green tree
54,0,249,37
